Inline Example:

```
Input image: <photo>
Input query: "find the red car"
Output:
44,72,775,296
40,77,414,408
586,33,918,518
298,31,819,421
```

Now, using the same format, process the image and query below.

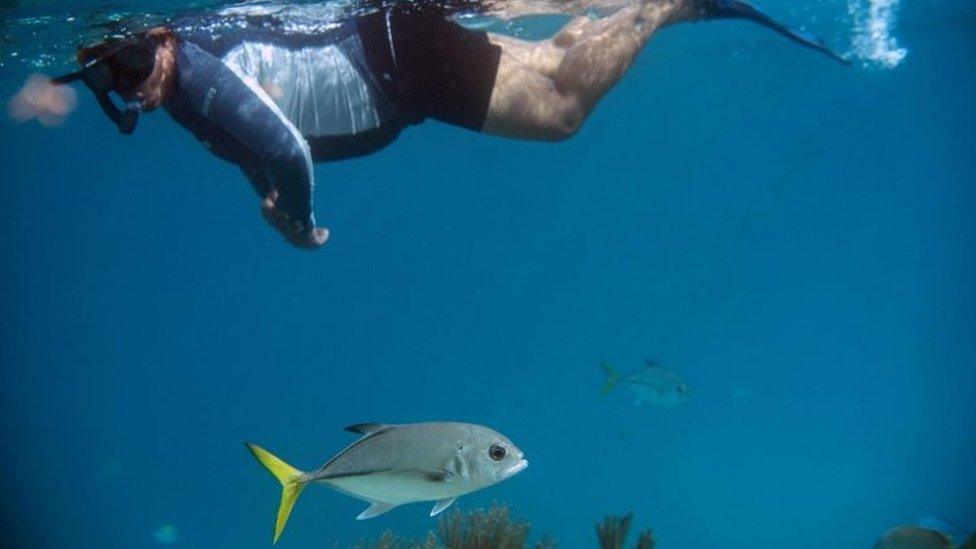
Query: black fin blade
699,0,851,66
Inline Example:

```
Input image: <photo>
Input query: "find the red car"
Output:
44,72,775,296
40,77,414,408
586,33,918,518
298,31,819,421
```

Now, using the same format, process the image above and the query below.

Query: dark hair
76,27,176,110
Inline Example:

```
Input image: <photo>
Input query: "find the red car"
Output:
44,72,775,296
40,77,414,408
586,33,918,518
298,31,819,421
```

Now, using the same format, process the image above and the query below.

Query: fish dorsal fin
357,502,396,520
344,423,390,435
429,497,457,517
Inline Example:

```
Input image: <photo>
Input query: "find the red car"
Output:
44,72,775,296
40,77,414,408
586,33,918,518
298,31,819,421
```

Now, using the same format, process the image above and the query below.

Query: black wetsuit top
163,2,501,231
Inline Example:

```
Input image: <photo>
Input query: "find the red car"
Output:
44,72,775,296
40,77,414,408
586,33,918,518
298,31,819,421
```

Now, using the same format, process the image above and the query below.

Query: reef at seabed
350,503,654,549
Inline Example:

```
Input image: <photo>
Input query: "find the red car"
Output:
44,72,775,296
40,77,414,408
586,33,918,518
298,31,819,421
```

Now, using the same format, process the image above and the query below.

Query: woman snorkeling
10,0,847,249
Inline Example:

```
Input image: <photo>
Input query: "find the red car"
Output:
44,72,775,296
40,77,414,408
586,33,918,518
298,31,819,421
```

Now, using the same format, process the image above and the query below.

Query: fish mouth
505,458,529,477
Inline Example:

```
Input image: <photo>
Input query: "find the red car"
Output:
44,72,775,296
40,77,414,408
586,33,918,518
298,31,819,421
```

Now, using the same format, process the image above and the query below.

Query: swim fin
245,442,309,544
685,0,850,66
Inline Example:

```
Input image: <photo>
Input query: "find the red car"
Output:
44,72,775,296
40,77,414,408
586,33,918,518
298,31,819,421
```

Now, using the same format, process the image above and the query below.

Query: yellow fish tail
599,361,620,395
245,442,308,544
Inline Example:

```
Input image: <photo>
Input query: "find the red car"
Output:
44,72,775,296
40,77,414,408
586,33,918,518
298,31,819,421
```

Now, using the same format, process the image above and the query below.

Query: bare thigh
482,32,583,140
481,1,677,141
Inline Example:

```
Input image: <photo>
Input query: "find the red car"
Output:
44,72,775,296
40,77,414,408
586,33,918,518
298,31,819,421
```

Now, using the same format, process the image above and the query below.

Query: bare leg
483,0,633,19
482,0,684,141
480,0,846,140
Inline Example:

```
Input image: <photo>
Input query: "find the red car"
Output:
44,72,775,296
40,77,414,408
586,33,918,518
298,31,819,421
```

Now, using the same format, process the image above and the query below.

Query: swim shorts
358,8,503,131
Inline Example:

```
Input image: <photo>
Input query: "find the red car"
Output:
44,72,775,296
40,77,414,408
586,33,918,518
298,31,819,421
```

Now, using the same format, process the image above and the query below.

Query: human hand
7,74,78,127
260,189,329,250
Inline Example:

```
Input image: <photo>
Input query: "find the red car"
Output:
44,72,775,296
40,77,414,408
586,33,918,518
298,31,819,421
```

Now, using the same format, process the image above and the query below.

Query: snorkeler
11,0,847,249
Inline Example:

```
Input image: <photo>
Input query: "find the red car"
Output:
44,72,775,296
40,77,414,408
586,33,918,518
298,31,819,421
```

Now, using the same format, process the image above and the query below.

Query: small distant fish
246,421,528,544
600,359,690,407
152,524,178,545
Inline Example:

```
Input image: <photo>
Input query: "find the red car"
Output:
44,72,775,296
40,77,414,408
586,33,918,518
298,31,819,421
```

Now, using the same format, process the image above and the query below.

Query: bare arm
175,41,328,249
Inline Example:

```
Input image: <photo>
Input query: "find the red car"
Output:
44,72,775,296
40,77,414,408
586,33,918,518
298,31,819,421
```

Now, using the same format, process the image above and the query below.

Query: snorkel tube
51,65,140,134
50,38,154,135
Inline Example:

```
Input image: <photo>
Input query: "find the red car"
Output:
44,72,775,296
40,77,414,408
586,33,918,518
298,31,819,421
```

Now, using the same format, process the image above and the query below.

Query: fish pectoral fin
423,469,454,482
429,497,457,517
356,502,396,520
393,468,455,483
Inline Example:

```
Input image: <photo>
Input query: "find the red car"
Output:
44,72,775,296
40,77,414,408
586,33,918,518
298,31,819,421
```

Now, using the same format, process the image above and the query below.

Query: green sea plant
634,529,656,549
596,512,654,549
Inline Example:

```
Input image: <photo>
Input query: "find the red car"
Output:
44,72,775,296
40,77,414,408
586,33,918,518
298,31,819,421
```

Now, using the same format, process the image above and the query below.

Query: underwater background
1,0,974,547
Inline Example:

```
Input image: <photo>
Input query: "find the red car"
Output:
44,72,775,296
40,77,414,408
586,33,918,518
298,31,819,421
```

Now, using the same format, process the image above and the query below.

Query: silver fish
600,359,691,407
246,421,528,543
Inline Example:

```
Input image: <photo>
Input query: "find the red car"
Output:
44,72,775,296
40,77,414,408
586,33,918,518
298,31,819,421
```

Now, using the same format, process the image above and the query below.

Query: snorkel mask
51,38,156,135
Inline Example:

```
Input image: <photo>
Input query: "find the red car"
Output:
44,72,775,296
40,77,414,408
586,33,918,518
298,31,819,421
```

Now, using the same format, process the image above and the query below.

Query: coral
350,503,553,549
439,504,554,549
352,531,405,549
350,505,653,549
351,530,438,549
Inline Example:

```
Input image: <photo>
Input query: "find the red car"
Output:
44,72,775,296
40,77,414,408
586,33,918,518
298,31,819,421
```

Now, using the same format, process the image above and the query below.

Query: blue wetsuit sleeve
174,41,316,230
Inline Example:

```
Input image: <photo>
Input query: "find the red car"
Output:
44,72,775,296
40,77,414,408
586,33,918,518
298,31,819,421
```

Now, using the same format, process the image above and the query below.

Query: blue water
2,1,974,547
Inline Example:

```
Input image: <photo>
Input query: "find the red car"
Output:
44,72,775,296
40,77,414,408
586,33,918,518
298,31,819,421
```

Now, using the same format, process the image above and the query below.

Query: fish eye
488,444,506,461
